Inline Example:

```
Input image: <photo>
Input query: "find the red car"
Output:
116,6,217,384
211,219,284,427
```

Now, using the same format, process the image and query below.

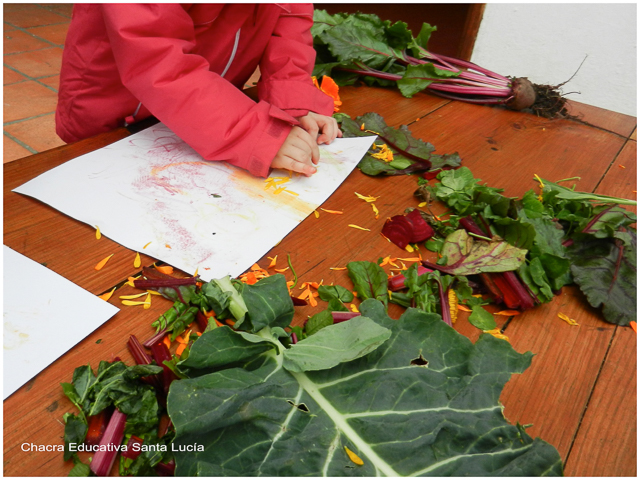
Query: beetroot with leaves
313,11,569,119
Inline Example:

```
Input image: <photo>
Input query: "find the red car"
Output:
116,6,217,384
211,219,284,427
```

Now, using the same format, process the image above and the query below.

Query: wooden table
4,86,637,476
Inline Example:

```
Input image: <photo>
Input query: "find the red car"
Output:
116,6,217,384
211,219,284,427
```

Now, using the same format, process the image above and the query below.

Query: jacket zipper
221,28,241,78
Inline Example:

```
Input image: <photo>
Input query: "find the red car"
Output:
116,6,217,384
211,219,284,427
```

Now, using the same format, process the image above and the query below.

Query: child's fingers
292,127,320,164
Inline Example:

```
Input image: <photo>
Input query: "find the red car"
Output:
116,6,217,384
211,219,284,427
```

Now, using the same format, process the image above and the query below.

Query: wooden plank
340,85,449,127
566,101,637,138
563,326,637,476
561,137,637,476
592,139,637,214
498,287,616,460
406,99,627,198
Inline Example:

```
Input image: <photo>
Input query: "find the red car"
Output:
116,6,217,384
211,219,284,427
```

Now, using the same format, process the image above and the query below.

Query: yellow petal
267,255,278,269
371,203,379,218
558,312,579,326
143,292,151,310
121,300,151,306
95,226,101,240
350,303,359,313
143,241,152,249
457,304,472,312
119,292,148,300
314,210,320,218
274,267,289,273
344,446,364,466
94,254,114,271
320,208,343,214
495,310,521,316
98,287,116,301
418,202,427,207
354,192,379,203
330,267,347,271
283,189,299,196
348,224,370,231
133,252,141,268
405,244,414,253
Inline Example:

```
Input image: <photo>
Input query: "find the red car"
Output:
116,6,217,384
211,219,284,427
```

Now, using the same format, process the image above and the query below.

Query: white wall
470,3,637,117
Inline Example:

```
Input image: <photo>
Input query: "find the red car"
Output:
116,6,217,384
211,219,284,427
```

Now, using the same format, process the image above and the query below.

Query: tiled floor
3,3,72,164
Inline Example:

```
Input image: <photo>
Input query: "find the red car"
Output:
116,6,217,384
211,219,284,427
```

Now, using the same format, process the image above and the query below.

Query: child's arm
257,5,336,127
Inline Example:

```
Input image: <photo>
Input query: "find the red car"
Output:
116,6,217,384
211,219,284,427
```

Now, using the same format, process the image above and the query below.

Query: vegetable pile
62,267,564,476
312,10,570,118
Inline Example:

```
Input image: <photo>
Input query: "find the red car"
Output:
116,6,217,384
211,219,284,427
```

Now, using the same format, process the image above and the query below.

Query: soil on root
528,83,570,119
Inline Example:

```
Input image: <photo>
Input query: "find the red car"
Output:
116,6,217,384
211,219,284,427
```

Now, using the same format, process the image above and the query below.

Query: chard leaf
63,413,87,461
580,205,637,238
341,113,460,177
397,63,460,97
305,309,335,337
567,231,637,325
177,326,276,376
283,316,391,372
540,178,637,206
237,274,295,332
168,299,563,476
347,261,389,307
317,285,354,303
468,305,497,331
440,230,527,275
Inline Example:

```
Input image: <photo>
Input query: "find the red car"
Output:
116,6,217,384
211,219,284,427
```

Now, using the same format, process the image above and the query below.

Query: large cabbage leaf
168,299,562,476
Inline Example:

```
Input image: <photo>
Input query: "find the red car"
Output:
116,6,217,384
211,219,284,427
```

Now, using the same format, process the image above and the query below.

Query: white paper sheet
14,124,376,281
3,245,120,399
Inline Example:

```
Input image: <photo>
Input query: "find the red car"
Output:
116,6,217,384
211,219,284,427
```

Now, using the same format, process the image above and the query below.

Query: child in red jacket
56,4,340,177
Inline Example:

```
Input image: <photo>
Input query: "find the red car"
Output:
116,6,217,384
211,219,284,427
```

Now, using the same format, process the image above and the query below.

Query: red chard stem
89,409,127,476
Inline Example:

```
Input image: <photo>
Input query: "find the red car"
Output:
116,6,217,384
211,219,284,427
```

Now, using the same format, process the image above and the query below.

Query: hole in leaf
287,400,310,413
410,354,429,367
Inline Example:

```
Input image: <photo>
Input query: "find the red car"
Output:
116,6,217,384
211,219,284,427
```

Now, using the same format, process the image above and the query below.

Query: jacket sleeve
101,4,293,178
257,4,335,118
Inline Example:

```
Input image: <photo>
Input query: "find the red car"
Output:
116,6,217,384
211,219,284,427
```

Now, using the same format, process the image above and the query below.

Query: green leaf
283,316,391,372
440,230,527,275
468,305,497,331
305,309,335,337
178,326,276,376
168,298,562,476
347,261,389,307
317,285,354,303
67,458,91,477
63,413,87,462
237,274,295,332
540,178,637,206
567,231,637,325
397,63,459,97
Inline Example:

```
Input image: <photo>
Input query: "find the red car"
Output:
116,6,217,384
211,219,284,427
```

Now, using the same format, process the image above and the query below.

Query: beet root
507,77,569,119
506,77,536,111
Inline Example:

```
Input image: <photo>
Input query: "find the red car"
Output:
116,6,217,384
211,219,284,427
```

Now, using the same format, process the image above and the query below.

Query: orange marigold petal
176,343,187,356
630,321,637,333
495,310,521,316
98,287,116,302
94,254,114,271
155,265,174,275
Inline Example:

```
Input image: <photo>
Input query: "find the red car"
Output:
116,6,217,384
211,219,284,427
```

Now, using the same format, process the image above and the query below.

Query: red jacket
56,4,334,177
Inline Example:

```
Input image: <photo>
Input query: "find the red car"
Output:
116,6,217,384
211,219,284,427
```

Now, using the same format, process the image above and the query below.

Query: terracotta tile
4,114,65,152
3,47,63,78
3,134,32,163
3,28,51,54
4,66,27,85
38,74,60,91
39,4,74,18
27,23,70,46
3,81,59,123
3,4,70,29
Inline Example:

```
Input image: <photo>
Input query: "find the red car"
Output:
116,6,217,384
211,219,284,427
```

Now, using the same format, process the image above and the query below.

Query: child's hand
296,112,343,145
271,126,320,176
